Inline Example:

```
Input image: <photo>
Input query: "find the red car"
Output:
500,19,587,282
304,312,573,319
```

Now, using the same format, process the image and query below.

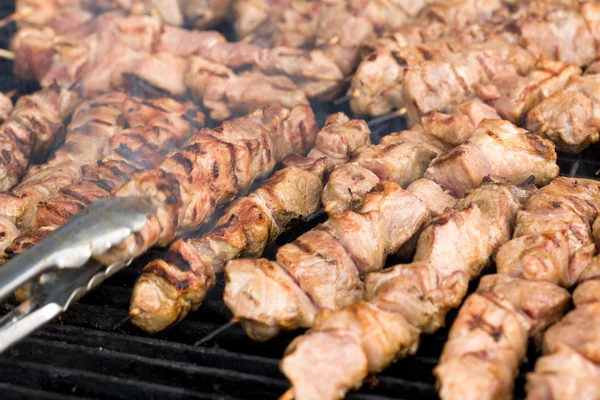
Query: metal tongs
0,197,155,353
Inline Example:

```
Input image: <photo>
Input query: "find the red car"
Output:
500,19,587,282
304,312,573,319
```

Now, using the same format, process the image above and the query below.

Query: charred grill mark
181,113,204,130
61,188,94,206
145,262,188,288
171,153,194,173
1,150,12,162
108,164,132,182
91,179,114,192
164,250,193,272
88,118,113,126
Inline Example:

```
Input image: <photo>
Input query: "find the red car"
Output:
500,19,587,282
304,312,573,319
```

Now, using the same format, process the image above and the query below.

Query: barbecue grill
1,3,600,400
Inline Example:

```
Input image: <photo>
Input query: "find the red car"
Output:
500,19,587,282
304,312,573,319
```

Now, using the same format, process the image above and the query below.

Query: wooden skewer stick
366,107,407,128
0,7,33,29
279,389,294,400
193,318,240,346
0,49,15,61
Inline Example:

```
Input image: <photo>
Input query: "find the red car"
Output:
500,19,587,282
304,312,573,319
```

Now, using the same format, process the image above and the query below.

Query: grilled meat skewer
3,96,205,265
10,13,334,116
223,117,558,342
62,105,317,300
351,1,600,119
280,176,537,400
0,83,83,191
435,177,600,400
129,113,369,333
15,0,233,29
526,254,600,399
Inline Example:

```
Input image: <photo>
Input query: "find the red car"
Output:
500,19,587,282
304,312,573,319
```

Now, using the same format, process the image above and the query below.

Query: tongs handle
0,197,154,302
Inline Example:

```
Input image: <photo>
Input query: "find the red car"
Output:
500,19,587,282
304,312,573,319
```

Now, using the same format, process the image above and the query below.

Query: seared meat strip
0,83,83,191
0,92,129,234
526,61,600,152
129,114,370,333
81,105,316,290
424,119,559,197
5,98,204,301
281,176,535,400
1,96,203,259
223,120,558,342
436,177,600,400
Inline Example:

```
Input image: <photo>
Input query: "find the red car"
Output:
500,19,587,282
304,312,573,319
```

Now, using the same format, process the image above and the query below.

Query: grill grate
1,4,599,400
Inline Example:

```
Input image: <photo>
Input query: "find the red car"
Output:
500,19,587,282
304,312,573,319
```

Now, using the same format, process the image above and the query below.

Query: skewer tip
0,49,15,61
194,318,239,346
0,7,33,29
279,388,295,400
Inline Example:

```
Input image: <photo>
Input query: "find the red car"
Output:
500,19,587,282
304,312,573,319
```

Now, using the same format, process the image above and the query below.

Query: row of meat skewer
0,1,599,400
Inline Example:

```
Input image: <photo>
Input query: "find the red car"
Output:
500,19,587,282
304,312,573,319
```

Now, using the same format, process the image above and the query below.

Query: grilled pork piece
15,0,232,29
320,98,498,215
526,255,600,400
281,176,535,400
129,114,370,333
6,99,204,302
404,37,537,125
526,61,600,152
85,106,316,283
436,177,600,400
475,60,581,124
349,0,508,117
1,96,205,263
0,83,83,191
424,119,559,197
353,1,600,118
223,120,558,342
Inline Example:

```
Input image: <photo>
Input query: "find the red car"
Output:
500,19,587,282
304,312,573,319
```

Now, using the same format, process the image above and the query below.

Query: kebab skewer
0,94,204,256
350,1,600,119
129,99,495,334
435,176,600,400
0,83,83,191
222,115,559,343
128,113,369,333
525,253,600,399
8,13,337,116
280,173,539,400
4,96,205,301
12,0,233,30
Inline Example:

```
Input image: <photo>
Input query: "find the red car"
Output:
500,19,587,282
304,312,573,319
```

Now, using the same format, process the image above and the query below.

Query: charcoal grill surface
1,3,599,399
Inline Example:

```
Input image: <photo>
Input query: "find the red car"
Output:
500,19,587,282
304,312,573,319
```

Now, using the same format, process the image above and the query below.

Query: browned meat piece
281,177,533,400
421,99,501,146
424,119,558,197
128,114,367,334
183,56,309,120
436,276,570,400
475,60,581,124
2,97,204,274
594,217,600,250
0,84,83,191
349,22,495,117
404,38,537,125
436,177,600,400
0,92,129,235
526,62,600,152
321,123,451,215
224,179,436,341
0,93,13,124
